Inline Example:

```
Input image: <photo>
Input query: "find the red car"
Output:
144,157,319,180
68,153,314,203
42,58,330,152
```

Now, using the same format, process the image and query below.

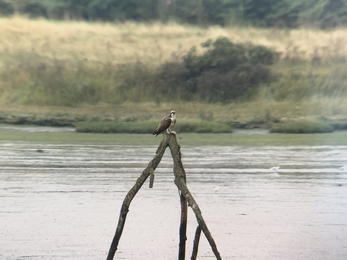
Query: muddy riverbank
1,142,347,259
1,111,347,132
1,124,347,146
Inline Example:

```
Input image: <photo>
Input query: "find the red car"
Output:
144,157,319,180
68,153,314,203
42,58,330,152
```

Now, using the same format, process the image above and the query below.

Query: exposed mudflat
1,142,347,260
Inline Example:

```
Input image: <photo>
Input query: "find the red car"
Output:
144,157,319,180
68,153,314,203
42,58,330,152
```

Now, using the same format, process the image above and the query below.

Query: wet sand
1,143,347,259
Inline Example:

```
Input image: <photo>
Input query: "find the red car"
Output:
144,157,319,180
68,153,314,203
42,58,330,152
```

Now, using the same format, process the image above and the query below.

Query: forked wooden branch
106,138,169,260
167,135,222,260
106,134,222,260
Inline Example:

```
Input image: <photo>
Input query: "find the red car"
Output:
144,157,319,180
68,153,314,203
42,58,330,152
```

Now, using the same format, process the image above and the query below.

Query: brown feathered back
153,116,172,136
153,110,176,136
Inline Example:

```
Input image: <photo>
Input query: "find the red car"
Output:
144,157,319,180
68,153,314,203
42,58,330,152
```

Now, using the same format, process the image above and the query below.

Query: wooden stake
179,191,188,260
191,225,202,260
167,134,222,260
106,134,222,260
106,137,168,260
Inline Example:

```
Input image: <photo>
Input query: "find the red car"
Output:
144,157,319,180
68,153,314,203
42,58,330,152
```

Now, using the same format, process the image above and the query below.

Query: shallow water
0,125,75,133
1,142,347,260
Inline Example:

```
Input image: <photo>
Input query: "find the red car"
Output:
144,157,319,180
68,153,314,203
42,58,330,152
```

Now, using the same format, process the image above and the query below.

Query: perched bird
153,110,176,136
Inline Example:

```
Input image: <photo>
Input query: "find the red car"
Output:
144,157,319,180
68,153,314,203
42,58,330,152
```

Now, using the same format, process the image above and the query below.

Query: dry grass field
1,16,347,64
0,16,347,124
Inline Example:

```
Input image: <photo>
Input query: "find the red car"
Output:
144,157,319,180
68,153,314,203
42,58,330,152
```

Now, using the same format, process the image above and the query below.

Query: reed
1,16,347,123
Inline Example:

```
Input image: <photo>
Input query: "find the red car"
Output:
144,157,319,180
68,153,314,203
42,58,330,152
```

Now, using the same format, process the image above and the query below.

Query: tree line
1,0,347,28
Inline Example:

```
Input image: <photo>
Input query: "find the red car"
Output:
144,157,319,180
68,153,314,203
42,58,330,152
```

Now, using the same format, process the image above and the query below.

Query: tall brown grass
0,16,347,122
1,16,347,64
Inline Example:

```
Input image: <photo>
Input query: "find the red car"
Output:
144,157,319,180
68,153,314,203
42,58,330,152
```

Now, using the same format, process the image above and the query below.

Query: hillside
0,16,347,128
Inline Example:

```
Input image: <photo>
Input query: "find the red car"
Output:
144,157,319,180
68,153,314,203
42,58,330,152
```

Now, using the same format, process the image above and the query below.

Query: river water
1,140,347,260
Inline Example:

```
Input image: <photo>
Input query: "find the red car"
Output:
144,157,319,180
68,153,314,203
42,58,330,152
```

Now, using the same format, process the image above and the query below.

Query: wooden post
179,189,188,260
191,225,202,260
106,134,222,260
167,134,222,260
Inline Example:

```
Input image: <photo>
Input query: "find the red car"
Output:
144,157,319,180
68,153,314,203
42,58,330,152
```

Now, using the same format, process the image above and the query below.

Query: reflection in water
0,143,347,260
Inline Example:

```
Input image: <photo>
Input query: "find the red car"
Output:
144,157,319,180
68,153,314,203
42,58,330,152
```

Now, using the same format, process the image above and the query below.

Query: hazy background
0,0,347,129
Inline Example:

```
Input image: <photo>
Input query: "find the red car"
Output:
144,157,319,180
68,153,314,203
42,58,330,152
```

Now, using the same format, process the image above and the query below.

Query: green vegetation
119,37,278,103
1,17,347,130
1,126,347,146
76,120,233,134
0,34,278,106
270,119,334,134
2,0,347,28
0,0,13,16
176,121,232,133
1,51,121,106
2,24,347,108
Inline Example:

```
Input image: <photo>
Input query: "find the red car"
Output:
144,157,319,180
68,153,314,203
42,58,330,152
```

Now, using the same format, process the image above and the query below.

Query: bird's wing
153,117,171,135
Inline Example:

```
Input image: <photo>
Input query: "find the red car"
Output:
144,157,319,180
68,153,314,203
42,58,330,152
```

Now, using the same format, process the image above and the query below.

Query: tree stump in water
106,133,222,260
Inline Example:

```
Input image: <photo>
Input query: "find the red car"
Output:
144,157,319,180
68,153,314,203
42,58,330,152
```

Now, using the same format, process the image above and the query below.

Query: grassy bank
270,119,334,134
1,102,347,130
1,126,347,146
1,17,347,125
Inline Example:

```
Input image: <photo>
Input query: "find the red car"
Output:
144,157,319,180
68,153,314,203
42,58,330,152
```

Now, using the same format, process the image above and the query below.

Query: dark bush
0,0,14,16
117,37,278,103
20,3,48,18
243,0,299,28
180,37,278,102
2,38,278,106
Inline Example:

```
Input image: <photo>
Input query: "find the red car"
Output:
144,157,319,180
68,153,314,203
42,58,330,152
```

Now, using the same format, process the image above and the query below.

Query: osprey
153,110,176,136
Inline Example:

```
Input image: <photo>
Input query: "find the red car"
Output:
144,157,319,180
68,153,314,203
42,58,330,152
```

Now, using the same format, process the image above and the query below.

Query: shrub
144,37,279,103
270,119,334,133
20,3,48,18
1,38,278,106
0,0,14,16
243,0,299,28
180,37,278,102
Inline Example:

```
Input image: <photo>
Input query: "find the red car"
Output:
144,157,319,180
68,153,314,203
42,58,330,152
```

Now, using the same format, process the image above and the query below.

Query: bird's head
170,110,176,117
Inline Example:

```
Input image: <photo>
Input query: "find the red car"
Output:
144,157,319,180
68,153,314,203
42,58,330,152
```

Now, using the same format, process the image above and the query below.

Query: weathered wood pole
191,225,202,260
167,134,222,260
170,135,188,260
106,137,169,260
106,133,222,260
179,184,188,260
